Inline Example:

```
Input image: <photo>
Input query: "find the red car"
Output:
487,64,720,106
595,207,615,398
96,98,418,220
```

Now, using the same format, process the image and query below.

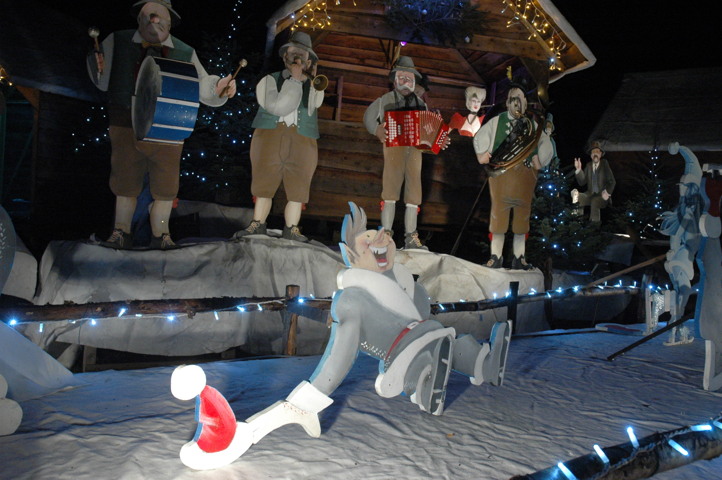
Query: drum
132,56,200,144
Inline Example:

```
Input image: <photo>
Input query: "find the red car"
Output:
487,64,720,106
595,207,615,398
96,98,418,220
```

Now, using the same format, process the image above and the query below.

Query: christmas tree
526,147,612,287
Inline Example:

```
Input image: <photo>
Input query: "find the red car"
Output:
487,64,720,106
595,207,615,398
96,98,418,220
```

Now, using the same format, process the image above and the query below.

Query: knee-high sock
513,234,526,258
114,196,137,233
381,200,396,231
150,200,173,237
284,201,303,227
490,233,504,258
404,204,418,234
253,197,273,223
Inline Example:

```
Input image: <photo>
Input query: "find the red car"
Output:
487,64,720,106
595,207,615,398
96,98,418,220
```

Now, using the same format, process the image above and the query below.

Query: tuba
486,111,543,177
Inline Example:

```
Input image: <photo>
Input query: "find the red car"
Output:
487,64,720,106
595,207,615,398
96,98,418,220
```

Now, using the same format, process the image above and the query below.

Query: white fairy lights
291,0,357,32
501,0,567,70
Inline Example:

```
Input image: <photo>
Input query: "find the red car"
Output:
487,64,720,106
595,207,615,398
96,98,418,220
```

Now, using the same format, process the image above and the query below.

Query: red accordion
384,110,450,154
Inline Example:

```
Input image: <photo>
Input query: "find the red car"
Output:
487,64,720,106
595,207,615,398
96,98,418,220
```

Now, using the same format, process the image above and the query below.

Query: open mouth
370,245,388,267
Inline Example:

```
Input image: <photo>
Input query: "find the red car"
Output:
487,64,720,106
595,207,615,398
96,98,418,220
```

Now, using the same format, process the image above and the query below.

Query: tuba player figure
473,81,553,270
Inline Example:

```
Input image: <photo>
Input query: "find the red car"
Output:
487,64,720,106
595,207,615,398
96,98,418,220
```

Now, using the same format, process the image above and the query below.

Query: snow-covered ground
2,326,721,479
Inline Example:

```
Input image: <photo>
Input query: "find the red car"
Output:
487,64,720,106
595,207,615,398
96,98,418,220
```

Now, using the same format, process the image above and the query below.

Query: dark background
32,0,718,161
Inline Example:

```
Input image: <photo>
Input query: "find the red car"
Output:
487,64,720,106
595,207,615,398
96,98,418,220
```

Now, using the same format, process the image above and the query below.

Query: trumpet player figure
232,31,324,243
363,56,435,250
87,0,237,250
473,81,553,270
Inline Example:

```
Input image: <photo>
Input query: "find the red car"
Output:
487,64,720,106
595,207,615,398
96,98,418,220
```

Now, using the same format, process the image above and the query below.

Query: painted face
506,87,527,119
467,95,482,113
283,46,311,71
590,148,602,164
394,71,416,96
137,3,171,44
349,228,396,273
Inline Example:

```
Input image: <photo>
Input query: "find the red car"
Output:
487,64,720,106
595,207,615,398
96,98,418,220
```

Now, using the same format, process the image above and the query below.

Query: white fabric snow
0,329,720,479
20,239,549,358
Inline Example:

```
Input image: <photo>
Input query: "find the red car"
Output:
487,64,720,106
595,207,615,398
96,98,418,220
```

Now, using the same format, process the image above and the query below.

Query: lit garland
501,0,567,70
290,0,357,31
0,64,10,85
515,414,722,480
2,283,639,327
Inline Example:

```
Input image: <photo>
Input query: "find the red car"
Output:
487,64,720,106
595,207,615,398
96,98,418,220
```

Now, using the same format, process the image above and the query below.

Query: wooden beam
447,49,486,85
318,59,486,88
322,12,548,61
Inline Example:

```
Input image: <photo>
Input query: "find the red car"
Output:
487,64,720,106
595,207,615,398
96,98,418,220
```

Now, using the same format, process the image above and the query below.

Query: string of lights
501,0,567,70
290,0,357,32
2,282,642,334
513,413,722,480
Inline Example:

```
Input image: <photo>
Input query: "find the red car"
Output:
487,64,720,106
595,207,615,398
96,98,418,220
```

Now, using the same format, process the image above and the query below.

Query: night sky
32,0,719,162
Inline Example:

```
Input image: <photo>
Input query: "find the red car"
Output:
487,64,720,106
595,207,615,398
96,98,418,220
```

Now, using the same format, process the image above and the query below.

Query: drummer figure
87,0,236,249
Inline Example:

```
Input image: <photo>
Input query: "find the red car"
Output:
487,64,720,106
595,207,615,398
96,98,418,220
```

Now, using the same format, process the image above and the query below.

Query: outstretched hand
574,157,582,172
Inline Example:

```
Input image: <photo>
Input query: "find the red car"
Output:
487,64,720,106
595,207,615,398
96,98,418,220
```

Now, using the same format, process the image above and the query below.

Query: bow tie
142,41,163,49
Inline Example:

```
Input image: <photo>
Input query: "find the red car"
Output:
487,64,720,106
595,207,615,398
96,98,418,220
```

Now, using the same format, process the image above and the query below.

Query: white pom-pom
0,398,22,436
0,374,8,399
171,365,206,401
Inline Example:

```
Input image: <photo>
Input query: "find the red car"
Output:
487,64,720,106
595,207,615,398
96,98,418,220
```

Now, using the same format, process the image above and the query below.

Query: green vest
251,72,320,139
492,112,539,161
107,30,195,109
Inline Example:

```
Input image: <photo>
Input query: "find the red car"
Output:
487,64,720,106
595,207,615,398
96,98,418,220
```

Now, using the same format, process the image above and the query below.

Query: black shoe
282,225,308,242
485,254,503,268
511,255,533,271
404,230,428,250
149,233,177,250
102,228,133,249
232,220,267,240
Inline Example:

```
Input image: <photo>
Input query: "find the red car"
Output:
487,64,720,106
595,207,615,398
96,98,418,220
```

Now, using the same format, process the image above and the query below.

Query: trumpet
292,59,328,91
307,72,329,91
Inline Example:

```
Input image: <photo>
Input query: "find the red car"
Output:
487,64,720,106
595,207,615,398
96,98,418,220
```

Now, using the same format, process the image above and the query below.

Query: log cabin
262,0,596,235
0,0,595,254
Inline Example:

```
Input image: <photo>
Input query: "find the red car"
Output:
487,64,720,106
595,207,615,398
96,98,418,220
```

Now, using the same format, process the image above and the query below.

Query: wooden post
285,285,300,356
334,75,344,122
584,253,666,288
508,281,519,334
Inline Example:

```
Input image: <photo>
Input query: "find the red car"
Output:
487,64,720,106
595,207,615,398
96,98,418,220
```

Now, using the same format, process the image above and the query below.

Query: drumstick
219,59,247,97
88,27,102,79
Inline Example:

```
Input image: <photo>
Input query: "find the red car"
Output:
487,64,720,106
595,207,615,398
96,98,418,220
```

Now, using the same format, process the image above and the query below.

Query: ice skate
482,320,512,386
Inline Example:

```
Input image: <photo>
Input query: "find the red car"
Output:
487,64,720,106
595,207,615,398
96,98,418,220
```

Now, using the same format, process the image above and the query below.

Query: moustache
397,84,413,92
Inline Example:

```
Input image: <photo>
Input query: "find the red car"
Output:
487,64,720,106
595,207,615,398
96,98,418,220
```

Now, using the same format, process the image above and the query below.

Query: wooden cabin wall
271,119,488,231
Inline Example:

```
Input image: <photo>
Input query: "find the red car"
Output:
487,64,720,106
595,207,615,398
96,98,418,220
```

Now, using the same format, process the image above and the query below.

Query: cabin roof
588,67,722,152
265,0,595,95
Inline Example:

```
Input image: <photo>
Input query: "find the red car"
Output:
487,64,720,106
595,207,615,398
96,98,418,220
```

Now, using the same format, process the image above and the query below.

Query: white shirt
256,71,324,126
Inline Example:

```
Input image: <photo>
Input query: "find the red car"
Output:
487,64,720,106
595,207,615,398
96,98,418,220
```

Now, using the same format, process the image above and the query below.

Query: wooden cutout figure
660,143,722,391
87,0,236,250
659,143,704,346
695,158,722,391
449,86,486,137
473,81,553,270
0,207,21,436
171,202,512,470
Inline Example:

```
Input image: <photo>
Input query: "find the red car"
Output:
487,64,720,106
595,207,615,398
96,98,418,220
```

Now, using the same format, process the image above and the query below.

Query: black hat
131,0,181,27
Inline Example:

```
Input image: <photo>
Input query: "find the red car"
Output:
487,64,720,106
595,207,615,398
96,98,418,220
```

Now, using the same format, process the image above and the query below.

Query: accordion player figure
364,56,449,251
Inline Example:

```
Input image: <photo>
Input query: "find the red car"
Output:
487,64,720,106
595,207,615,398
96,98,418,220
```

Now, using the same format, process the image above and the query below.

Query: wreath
379,0,490,45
